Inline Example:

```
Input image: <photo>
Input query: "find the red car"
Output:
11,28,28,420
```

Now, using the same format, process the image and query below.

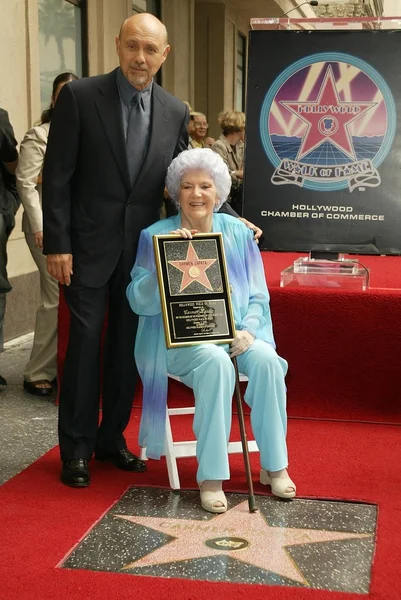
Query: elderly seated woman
126,148,296,514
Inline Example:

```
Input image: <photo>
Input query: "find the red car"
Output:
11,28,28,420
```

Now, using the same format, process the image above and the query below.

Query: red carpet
0,411,400,600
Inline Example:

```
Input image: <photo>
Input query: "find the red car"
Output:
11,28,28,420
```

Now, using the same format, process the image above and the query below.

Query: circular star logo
260,52,396,192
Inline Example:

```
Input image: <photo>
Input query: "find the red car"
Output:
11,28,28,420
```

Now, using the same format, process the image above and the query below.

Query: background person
0,109,19,387
188,112,213,149
16,72,78,398
127,149,295,514
212,110,245,215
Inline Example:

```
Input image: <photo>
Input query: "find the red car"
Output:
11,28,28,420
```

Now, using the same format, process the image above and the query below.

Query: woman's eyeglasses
193,122,208,128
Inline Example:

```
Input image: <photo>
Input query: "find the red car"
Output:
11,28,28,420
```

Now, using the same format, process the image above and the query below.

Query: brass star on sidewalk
168,242,217,292
116,500,371,584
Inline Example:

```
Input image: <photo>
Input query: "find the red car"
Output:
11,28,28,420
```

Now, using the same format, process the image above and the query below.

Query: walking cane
231,357,258,513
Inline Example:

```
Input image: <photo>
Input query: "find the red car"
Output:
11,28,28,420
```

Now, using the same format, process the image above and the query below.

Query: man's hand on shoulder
47,254,73,285
238,218,263,243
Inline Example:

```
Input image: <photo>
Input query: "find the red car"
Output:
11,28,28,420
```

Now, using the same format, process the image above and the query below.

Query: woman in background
16,72,78,397
212,110,245,215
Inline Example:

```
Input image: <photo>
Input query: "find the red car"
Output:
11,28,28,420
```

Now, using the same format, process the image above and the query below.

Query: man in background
188,112,215,148
0,109,19,387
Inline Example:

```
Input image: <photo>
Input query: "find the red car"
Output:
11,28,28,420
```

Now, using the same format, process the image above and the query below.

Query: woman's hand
34,231,43,249
230,330,255,357
170,228,198,239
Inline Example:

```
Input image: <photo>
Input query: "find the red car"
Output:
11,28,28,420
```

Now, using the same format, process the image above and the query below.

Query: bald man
43,14,244,488
42,13,187,487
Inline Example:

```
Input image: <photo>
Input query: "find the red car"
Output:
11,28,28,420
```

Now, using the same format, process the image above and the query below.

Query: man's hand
230,330,255,358
238,217,263,243
47,254,73,285
34,231,43,249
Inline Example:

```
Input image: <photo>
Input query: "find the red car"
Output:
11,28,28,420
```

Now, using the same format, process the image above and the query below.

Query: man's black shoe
61,459,90,487
0,375,7,386
95,448,147,472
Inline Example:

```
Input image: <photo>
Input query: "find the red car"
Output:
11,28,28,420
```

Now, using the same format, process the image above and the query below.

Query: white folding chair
140,373,259,489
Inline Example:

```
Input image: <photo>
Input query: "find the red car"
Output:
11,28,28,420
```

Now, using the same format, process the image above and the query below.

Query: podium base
280,255,369,291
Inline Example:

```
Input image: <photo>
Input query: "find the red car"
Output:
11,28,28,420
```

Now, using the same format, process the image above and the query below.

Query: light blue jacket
126,213,275,459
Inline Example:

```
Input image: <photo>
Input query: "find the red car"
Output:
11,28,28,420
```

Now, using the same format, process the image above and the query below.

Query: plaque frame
153,233,236,348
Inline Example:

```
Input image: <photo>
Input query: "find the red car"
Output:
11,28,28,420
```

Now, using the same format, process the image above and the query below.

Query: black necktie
126,93,147,185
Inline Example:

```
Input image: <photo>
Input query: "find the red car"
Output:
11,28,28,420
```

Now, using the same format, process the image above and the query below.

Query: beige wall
1,0,30,141
161,0,195,105
225,4,248,113
1,0,37,279
194,1,249,139
194,2,225,139
87,0,132,76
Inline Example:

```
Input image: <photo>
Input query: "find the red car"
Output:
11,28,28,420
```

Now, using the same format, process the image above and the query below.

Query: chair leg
163,373,256,492
164,409,181,490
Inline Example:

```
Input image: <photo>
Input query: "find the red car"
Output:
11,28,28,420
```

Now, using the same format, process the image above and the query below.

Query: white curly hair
166,148,232,211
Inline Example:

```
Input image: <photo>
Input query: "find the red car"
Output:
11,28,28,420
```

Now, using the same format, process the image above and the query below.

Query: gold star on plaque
168,242,217,292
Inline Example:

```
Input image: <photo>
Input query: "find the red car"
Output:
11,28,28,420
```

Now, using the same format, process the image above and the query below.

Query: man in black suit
43,13,260,488
0,109,19,387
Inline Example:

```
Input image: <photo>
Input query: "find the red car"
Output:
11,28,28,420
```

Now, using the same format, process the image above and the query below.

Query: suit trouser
24,233,58,382
166,339,289,483
0,210,14,353
60,252,138,461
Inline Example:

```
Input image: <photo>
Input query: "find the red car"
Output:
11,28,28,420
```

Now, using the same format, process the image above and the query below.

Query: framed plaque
153,233,236,348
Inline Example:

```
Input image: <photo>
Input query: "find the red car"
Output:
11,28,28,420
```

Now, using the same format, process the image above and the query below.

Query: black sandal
23,379,53,397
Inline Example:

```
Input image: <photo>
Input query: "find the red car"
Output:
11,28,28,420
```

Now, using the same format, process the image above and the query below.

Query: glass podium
280,253,369,290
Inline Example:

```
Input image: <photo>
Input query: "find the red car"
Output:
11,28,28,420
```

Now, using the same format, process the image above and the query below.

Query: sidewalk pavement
0,334,58,485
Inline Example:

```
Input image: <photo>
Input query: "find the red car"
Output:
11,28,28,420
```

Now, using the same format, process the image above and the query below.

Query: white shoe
199,481,227,513
260,469,296,498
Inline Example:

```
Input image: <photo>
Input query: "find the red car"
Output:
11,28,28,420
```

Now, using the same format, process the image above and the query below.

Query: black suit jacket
42,69,189,288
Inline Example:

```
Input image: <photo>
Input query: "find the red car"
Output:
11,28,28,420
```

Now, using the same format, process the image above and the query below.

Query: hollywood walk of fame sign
153,233,236,347
244,28,401,254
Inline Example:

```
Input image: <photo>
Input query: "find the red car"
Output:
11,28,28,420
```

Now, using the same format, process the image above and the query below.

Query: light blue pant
166,339,289,483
